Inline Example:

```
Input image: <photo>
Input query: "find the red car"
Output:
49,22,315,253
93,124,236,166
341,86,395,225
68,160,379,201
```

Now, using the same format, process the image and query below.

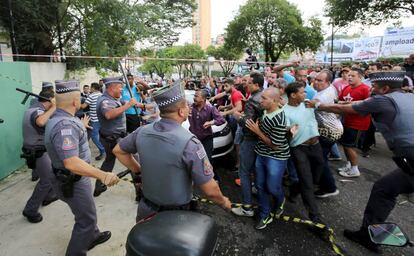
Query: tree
174,44,205,77
325,0,414,27
225,0,323,63
138,48,174,79
0,0,196,68
206,46,242,77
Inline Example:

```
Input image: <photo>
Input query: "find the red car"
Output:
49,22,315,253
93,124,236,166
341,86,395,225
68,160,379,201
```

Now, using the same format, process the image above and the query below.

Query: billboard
353,37,382,61
381,27,414,57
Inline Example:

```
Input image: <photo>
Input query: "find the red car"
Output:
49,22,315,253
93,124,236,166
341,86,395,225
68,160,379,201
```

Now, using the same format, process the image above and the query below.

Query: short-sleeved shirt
313,85,343,137
283,102,319,147
339,84,371,131
122,84,142,115
29,101,46,134
97,92,127,136
85,91,102,122
305,84,316,100
352,95,396,124
332,78,348,95
230,88,244,111
46,109,91,168
119,118,213,186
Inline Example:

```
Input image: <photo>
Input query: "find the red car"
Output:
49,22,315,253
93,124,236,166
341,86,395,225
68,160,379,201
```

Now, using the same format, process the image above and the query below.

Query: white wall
30,62,66,93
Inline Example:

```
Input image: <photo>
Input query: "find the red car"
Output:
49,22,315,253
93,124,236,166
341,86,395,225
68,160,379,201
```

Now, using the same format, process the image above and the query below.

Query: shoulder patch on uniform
62,136,76,151
61,129,72,136
191,137,201,144
203,158,213,176
36,109,44,115
196,147,207,160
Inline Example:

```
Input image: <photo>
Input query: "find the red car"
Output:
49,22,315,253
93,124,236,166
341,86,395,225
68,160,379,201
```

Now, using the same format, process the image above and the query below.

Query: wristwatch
314,101,321,109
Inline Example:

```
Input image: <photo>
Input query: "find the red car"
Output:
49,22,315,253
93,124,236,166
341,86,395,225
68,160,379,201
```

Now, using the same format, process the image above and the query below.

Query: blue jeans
255,155,287,219
90,121,105,154
239,139,257,205
330,143,341,158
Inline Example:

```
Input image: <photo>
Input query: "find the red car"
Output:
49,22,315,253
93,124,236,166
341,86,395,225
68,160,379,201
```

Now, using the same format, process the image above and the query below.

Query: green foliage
325,0,414,27
376,57,405,65
225,0,323,63
138,48,174,79
0,0,196,69
173,44,205,78
206,46,242,77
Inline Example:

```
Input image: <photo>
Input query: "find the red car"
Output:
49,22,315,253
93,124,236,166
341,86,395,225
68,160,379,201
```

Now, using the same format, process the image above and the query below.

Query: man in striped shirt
245,87,290,229
82,82,105,160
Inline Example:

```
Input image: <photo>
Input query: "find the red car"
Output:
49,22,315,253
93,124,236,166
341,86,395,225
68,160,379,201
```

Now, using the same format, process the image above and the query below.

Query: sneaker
255,215,273,230
271,198,285,219
338,165,351,172
339,169,360,178
315,189,339,198
231,206,254,217
252,186,258,195
22,211,43,223
344,229,381,253
328,156,342,161
95,153,105,161
361,151,370,158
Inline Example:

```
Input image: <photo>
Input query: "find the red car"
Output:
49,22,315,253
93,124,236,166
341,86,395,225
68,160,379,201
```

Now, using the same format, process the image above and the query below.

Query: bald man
45,80,120,256
245,87,290,229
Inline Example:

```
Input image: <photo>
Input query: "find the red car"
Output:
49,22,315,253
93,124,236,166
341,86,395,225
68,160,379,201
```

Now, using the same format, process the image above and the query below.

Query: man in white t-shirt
308,70,343,198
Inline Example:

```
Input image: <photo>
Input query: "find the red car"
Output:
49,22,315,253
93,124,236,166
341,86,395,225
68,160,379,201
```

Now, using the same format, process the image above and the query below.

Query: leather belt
301,137,319,146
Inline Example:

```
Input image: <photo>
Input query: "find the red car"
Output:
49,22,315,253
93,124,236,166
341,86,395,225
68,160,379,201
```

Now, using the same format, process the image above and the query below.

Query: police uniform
94,77,127,196
344,71,414,252
22,94,56,223
45,80,103,256
117,84,214,221
29,81,54,181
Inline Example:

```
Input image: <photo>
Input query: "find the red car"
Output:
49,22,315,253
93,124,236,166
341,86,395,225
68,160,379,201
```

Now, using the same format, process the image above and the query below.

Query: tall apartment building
192,0,211,49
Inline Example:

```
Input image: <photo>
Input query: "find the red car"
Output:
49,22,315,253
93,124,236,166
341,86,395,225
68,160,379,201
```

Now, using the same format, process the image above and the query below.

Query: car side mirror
368,223,409,247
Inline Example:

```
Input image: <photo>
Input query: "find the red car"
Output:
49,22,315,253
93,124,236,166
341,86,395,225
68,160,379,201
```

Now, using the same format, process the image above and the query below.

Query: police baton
118,61,141,117
16,88,51,105
116,169,132,179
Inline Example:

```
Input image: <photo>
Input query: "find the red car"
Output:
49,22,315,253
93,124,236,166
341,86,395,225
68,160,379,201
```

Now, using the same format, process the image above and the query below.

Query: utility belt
20,146,47,169
393,157,414,176
53,167,81,198
143,197,196,212
99,131,127,143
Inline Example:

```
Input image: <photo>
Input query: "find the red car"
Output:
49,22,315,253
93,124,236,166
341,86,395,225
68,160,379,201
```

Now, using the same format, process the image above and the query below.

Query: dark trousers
24,153,56,215
362,169,414,228
126,114,141,133
319,138,338,192
201,136,218,180
291,143,324,219
362,121,376,152
52,176,100,256
96,137,119,189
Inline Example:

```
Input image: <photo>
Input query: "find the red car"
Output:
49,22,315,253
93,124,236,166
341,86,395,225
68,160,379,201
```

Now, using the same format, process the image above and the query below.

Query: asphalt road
0,133,413,256
199,133,414,256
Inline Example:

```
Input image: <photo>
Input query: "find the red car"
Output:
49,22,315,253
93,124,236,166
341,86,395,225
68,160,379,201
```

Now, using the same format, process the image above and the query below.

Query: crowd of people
18,53,414,255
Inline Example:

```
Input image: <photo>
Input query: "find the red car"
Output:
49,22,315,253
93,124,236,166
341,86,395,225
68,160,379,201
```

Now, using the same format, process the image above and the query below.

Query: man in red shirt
337,68,371,177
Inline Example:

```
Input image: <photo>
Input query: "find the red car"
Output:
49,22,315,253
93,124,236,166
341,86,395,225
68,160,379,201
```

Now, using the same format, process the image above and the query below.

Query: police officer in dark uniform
307,71,414,253
29,81,55,181
21,88,57,223
45,80,120,256
94,77,142,197
113,84,232,222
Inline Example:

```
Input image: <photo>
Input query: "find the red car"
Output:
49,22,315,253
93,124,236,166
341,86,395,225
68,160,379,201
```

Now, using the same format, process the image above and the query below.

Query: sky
177,0,414,44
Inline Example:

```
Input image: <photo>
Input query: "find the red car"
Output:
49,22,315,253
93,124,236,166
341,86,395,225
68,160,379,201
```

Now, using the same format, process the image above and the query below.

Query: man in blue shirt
122,73,142,133
295,68,317,100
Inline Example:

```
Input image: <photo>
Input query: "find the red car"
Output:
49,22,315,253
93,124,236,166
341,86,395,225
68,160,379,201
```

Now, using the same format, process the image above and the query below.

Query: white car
182,90,234,158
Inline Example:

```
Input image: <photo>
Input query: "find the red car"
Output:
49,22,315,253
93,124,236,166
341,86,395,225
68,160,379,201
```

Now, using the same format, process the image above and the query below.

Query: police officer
307,71,414,253
94,77,142,197
21,88,57,223
113,84,232,222
45,80,120,256
29,81,55,181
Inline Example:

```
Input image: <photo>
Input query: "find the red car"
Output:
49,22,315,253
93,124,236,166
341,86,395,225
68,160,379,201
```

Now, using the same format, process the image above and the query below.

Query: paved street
0,133,413,256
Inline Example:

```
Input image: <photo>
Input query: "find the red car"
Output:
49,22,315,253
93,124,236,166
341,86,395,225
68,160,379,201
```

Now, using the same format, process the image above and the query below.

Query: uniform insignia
62,137,76,150
61,129,72,136
36,110,44,115
102,100,109,108
203,158,213,176
196,147,207,159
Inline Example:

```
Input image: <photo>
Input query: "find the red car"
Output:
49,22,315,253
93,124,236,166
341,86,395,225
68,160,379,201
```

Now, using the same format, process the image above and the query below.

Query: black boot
344,228,381,253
